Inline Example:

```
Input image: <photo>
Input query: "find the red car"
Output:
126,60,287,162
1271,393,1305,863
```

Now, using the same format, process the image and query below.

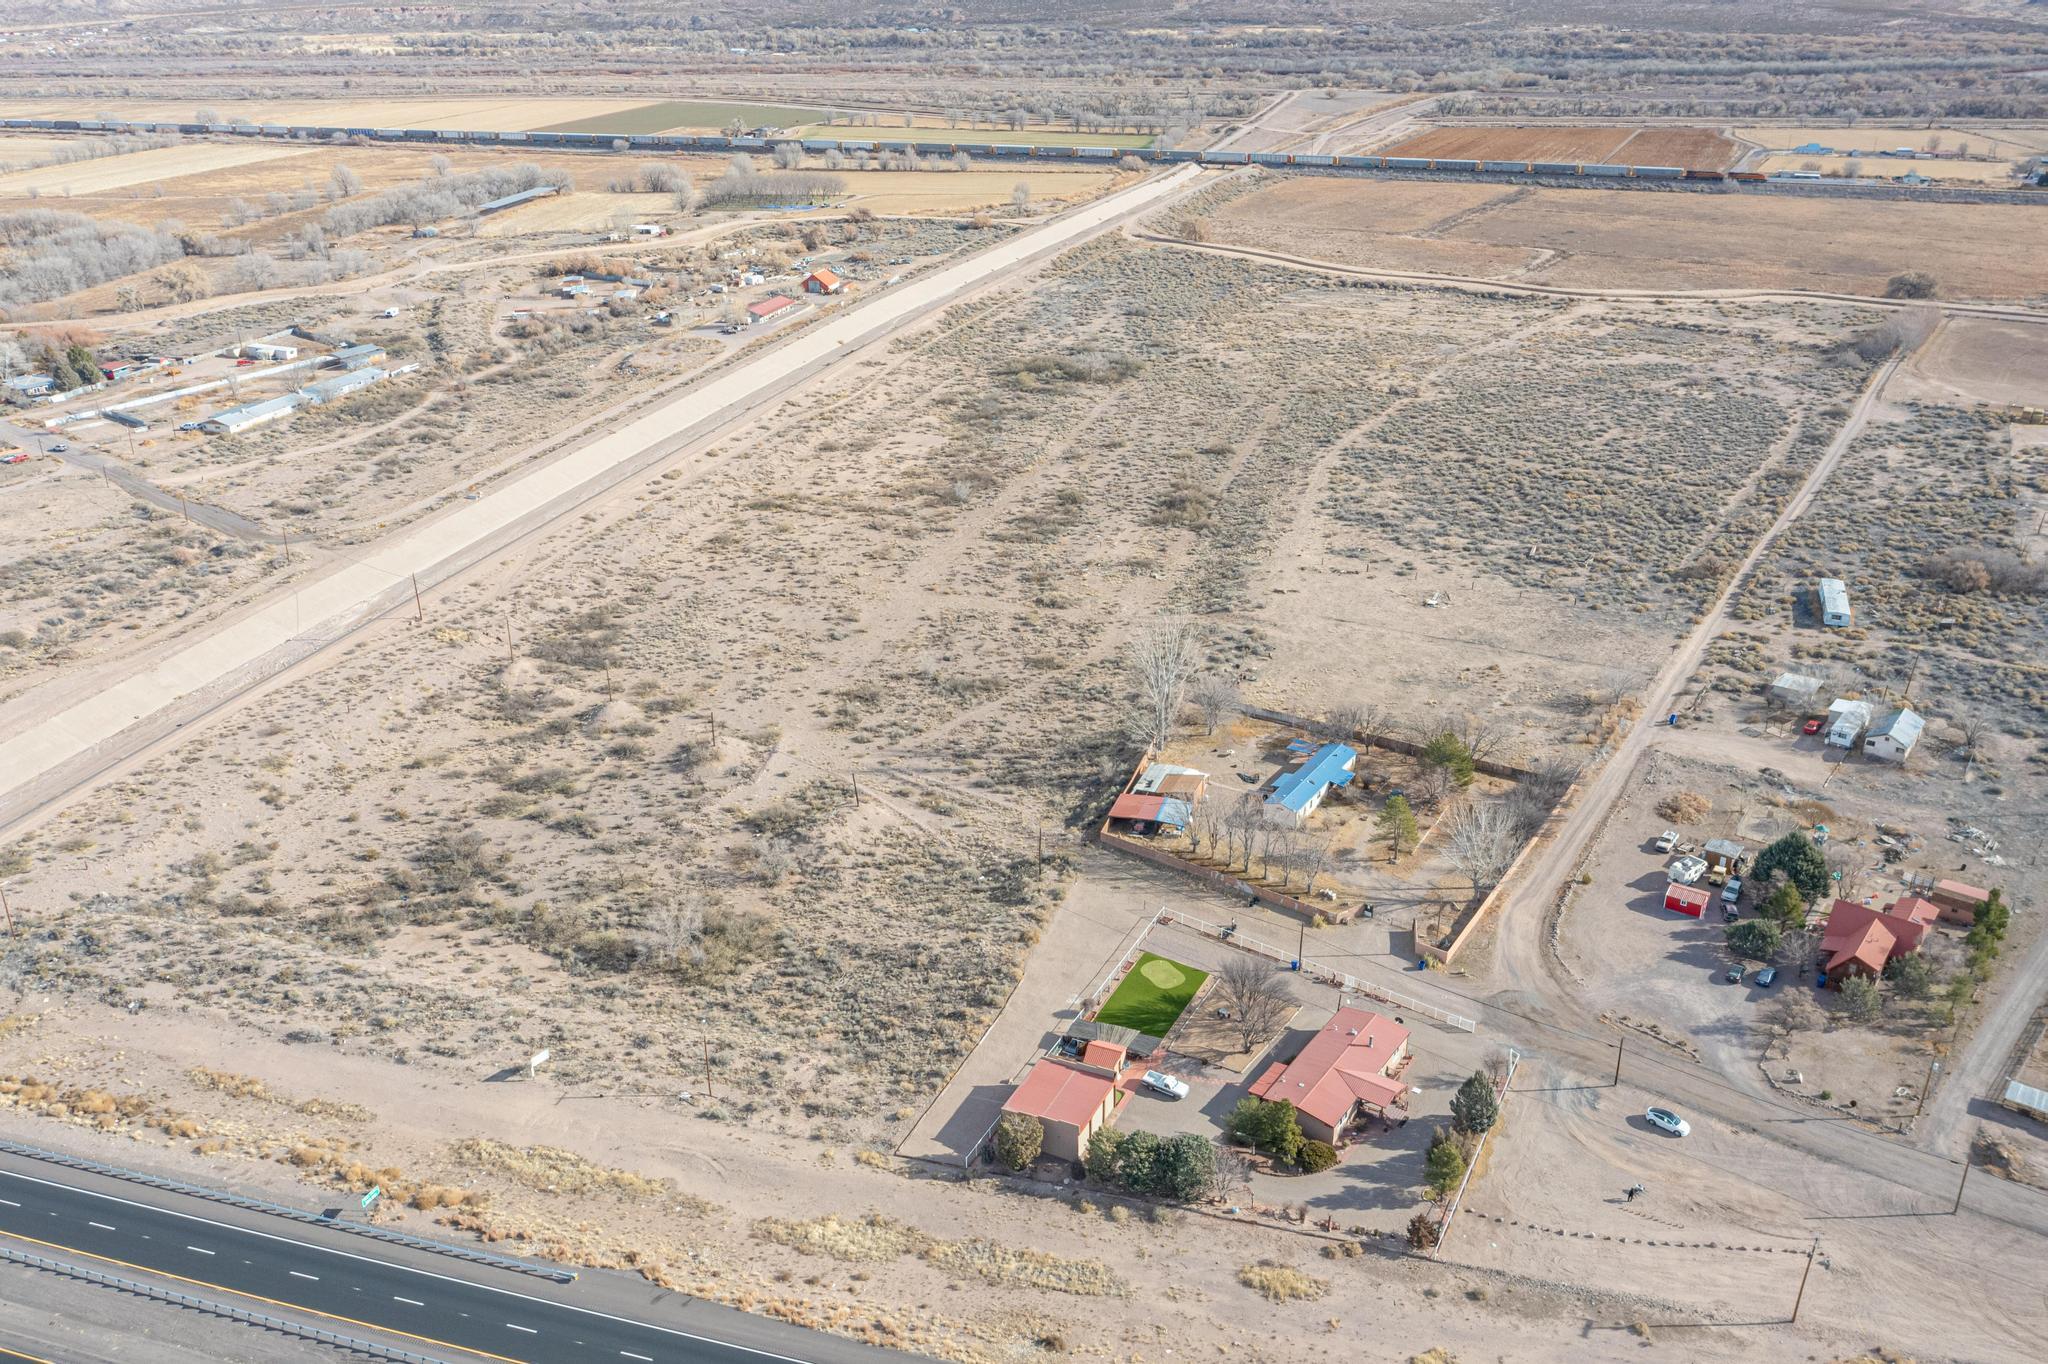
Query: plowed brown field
1382,125,1737,169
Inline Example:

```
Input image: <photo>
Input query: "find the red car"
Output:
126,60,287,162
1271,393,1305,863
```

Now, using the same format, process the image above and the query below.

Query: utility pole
1613,1036,1624,1088
1914,1057,1940,1119
1952,1150,1972,1215
504,603,513,660
410,572,424,623
1790,1238,1819,1323
0,881,15,938
849,770,860,807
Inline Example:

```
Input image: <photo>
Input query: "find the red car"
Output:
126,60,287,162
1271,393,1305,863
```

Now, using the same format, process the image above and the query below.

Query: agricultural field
1755,153,2025,183
0,98,654,132
1198,174,2048,298
0,134,76,168
841,168,1121,213
0,141,316,197
1379,125,1738,169
541,100,821,135
1730,124,2048,160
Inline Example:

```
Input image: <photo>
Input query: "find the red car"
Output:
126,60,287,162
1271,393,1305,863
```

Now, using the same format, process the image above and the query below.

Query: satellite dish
527,1049,551,1077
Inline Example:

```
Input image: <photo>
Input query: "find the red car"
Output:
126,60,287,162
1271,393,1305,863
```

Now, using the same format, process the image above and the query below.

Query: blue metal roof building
1265,743,1357,821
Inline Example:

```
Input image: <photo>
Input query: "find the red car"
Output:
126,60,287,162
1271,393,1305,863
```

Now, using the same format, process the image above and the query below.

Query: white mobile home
1817,578,1852,628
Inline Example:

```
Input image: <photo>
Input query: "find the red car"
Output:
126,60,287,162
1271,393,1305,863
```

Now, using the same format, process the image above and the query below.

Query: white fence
1162,910,1477,1032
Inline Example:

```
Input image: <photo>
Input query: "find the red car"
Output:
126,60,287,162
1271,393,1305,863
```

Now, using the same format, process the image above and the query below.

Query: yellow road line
0,1346,57,1363
0,1226,526,1364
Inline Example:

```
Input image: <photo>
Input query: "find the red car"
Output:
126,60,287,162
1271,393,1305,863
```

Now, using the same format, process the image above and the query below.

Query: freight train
0,116,1833,186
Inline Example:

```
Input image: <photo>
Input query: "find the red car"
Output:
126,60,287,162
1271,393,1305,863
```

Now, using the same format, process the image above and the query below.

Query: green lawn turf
539,101,820,135
1095,953,1209,1037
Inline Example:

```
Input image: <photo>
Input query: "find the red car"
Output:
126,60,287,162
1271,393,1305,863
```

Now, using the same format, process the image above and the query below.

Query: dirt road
0,166,1207,831
1489,351,1904,1019
1133,232,2048,324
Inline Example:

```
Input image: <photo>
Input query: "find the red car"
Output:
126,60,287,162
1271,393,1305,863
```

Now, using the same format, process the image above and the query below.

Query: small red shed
1664,883,1711,918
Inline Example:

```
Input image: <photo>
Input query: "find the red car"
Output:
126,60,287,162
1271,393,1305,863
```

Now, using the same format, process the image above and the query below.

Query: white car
1644,1106,1691,1138
1655,830,1678,853
1141,1070,1189,1100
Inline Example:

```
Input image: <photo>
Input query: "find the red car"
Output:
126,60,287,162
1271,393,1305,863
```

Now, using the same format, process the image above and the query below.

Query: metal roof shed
1864,708,1924,763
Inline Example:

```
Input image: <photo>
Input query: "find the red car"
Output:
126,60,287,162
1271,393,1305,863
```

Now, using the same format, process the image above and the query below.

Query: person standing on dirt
1626,1183,1645,1202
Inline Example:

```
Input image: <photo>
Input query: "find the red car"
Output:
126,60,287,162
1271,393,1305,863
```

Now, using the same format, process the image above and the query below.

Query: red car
1802,717,1824,736
1,451,27,465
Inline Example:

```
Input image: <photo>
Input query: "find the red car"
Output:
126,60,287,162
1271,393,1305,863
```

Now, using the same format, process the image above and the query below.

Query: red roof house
1664,883,1711,917
802,267,844,295
1818,898,1929,986
1003,1059,1119,1162
746,295,797,323
1246,1007,1410,1145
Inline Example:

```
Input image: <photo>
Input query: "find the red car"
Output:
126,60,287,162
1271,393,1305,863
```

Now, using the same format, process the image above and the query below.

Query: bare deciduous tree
1444,801,1518,893
1214,956,1293,1055
1125,619,1199,755
1190,673,1240,734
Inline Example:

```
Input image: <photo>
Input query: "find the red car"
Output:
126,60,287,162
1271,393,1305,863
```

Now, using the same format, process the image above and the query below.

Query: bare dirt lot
1895,315,2048,408
1200,173,2048,298
1382,125,1740,169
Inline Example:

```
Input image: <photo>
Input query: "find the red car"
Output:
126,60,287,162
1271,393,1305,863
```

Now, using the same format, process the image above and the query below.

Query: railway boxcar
800,139,836,153
1077,146,1116,160
1201,149,1251,164
435,129,464,141
1635,165,1684,179
1332,154,1373,168
1531,161,1579,176
732,137,768,151
1293,153,1337,167
957,143,993,156
1481,159,1530,174
984,142,1029,157
1582,163,1628,178
1248,151,1290,167
1383,156,1429,169
1435,158,1478,172
1684,169,1727,181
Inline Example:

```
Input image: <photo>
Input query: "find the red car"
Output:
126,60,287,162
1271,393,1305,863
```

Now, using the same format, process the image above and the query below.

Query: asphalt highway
0,1161,908,1364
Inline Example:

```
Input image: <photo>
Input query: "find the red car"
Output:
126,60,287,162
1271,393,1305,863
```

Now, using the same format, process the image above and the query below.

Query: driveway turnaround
0,166,1202,820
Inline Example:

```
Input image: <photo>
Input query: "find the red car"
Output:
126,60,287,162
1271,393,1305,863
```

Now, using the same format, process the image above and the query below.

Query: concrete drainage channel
1,1245,456,1363
0,1137,572,1282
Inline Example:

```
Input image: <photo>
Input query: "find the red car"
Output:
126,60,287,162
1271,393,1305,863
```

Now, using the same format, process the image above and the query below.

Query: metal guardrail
0,1137,573,1282
1163,911,1478,1031
1,1244,455,1363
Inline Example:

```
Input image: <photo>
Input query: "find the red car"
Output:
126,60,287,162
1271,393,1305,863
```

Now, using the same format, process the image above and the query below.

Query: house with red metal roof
1245,1007,1410,1145
1818,897,1931,986
746,295,798,324
1003,1059,1121,1162
802,267,844,295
